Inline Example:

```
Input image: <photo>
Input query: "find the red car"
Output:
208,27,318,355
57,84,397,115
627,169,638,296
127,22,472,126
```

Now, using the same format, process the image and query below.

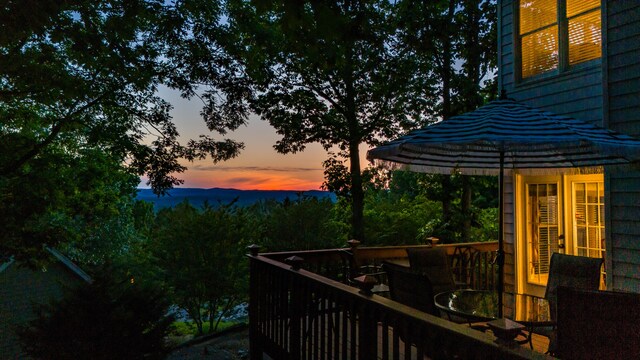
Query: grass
169,319,245,337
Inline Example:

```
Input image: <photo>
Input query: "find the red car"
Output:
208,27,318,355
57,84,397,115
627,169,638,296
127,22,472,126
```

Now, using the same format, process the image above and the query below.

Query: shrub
19,271,173,360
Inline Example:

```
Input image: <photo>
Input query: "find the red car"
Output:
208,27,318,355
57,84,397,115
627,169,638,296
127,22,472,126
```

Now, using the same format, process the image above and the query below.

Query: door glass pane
527,183,559,285
576,228,585,247
573,181,606,285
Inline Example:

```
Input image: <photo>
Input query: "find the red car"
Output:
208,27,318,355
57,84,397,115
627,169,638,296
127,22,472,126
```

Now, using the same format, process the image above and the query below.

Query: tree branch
0,93,109,176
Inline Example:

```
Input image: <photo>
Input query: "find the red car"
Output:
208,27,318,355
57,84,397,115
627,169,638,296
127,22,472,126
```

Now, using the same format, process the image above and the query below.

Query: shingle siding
605,0,640,293
499,0,515,90
503,175,516,294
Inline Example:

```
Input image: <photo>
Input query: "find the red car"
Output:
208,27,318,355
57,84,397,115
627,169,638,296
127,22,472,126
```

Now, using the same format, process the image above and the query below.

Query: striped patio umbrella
367,98,640,317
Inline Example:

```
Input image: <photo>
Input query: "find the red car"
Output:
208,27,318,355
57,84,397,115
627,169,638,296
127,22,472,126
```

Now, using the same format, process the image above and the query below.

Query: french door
518,174,605,295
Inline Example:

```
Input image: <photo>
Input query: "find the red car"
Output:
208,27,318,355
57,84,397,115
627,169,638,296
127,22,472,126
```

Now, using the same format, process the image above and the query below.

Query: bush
252,196,347,251
19,271,173,360
363,192,442,246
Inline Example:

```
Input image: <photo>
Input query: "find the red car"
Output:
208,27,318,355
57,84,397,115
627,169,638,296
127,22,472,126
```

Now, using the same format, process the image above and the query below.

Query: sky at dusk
139,87,369,191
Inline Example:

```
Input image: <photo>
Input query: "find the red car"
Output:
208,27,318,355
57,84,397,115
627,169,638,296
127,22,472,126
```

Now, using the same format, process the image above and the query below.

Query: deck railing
249,242,548,360
259,241,499,290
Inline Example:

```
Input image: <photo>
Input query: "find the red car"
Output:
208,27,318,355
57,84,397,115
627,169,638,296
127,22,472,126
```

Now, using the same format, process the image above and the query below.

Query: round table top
434,289,553,324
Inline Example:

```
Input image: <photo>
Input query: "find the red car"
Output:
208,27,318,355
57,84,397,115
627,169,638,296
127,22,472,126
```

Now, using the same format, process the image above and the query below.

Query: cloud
225,177,273,186
191,165,322,173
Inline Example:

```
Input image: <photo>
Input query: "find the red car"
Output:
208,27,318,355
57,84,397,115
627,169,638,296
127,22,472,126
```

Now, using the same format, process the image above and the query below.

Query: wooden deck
529,332,550,355
249,243,552,359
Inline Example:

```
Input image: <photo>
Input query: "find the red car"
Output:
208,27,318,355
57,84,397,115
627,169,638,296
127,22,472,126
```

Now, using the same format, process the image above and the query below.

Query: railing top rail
349,241,498,263
259,241,499,258
260,247,351,258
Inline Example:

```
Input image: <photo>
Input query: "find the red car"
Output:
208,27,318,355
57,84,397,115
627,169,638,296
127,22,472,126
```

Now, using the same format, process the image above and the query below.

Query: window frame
514,0,602,83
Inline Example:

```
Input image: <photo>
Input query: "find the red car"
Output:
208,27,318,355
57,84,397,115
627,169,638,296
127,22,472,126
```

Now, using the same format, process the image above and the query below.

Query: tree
396,0,498,242
226,0,432,242
1,1,248,258
152,201,249,335
0,144,140,263
454,0,497,241
19,270,173,360
252,195,347,252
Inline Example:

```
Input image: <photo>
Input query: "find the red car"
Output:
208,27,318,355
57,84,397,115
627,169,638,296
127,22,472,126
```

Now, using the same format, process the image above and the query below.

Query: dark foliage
0,0,247,260
252,196,347,251
18,270,174,360
152,201,249,335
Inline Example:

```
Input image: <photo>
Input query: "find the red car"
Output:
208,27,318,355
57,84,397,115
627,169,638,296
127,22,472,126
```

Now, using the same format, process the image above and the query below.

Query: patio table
434,289,554,347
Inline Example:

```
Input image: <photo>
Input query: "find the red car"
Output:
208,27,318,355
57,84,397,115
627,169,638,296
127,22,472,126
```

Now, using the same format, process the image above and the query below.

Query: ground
167,326,250,360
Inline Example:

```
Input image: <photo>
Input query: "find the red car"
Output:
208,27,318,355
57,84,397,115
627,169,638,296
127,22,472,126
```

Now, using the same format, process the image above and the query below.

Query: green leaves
151,201,250,334
0,143,139,263
1,0,248,194
1,1,256,256
226,0,435,240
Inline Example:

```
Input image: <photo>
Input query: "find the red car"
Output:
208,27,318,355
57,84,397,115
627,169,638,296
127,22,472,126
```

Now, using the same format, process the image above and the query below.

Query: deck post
248,256,263,360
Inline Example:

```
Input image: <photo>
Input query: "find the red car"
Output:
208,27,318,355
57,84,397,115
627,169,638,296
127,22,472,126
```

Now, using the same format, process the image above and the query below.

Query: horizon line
136,186,330,192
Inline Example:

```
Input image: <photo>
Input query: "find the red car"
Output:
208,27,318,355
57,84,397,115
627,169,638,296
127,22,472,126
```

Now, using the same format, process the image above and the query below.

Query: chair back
382,261,437,316
544,253,603,319
406,247,456,294
556,286,640,359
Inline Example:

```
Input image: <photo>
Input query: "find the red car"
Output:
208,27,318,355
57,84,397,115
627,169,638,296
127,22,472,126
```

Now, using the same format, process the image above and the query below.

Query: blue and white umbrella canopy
368,99,640,175
368,98,640,317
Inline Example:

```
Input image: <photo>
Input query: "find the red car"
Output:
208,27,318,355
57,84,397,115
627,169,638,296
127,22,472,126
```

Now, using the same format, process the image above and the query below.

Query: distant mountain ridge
136,187,336,210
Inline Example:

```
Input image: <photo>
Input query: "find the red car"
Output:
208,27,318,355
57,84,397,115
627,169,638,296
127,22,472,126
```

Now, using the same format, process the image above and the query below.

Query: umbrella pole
498,150,505,318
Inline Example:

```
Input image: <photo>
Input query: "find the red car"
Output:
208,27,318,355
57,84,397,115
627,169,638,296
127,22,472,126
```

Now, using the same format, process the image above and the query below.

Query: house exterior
0,248,91,358
497,0,640,309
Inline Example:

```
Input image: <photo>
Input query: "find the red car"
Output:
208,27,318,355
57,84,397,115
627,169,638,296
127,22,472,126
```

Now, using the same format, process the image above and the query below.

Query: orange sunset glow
179,165,326,191
144,87,370,191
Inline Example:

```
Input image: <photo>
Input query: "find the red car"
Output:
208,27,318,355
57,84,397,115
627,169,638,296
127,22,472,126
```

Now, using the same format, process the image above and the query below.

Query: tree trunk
349,140,365,241
208,308,215,333
439,0,456,240
460,0,482,242
344,37,365,242
461,175,472,242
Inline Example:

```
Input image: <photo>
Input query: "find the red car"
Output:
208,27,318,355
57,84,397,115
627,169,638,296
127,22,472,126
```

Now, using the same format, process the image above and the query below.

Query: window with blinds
567,0,601,65
520,0,558,78
519,0,601,79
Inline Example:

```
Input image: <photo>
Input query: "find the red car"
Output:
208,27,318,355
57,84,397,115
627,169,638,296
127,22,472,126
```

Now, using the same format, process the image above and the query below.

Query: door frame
515,173,605,297
515,174,564,297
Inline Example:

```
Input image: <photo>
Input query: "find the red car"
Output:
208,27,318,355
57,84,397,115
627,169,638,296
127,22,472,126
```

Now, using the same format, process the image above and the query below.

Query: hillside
136,188,336,210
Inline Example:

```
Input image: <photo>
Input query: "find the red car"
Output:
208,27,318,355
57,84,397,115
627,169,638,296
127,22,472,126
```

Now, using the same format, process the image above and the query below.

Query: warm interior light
519,0,600,79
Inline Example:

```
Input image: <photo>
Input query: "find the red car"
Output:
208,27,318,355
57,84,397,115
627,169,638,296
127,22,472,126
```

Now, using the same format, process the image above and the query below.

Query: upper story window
519,0,601,79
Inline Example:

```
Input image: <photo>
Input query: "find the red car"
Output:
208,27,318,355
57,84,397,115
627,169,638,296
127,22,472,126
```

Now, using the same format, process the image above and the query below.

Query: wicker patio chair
382,261,437,316
406,247,457,294
538,253,603,354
